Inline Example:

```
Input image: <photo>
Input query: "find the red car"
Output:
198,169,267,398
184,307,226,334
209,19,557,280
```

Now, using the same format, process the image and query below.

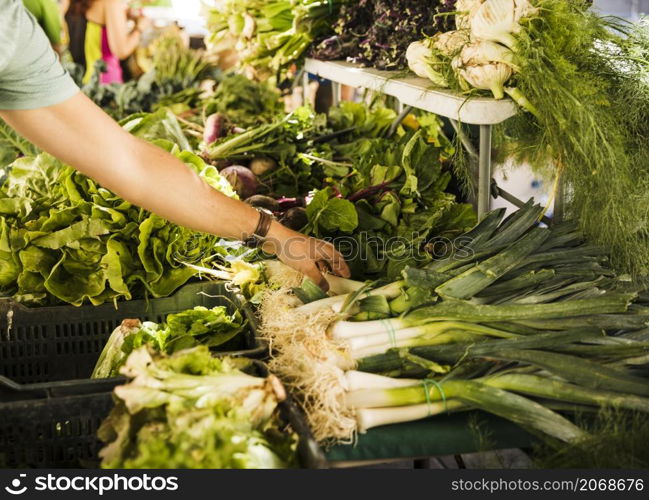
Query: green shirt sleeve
23,0,63,46
0,0,79,110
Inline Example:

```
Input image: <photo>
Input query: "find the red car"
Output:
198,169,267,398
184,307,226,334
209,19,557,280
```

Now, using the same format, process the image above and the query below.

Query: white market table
303,58,535,218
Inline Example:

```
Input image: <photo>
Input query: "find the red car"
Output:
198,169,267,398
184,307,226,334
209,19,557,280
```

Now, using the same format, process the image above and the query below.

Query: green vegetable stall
2,0,649,470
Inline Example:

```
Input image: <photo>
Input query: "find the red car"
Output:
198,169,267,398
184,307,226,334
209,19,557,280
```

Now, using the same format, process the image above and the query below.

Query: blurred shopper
64,0,151,84
22,0,63,53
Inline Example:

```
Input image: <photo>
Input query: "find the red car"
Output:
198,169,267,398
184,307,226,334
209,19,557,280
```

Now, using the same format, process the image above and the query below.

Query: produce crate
0,390,114,468
0,281,266,386
0,360,327,469
325,412,534,467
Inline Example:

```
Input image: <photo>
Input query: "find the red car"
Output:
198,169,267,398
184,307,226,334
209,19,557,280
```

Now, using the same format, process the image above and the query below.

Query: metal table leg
302,71,310,107
478,125,493,217
332,81,341,106
388,105,413,137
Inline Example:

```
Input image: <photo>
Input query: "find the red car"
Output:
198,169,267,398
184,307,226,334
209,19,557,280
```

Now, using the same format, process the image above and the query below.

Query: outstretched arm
0,92,349,288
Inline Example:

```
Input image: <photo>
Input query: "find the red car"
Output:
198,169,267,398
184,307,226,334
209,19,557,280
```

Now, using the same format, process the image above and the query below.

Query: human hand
126,7,142,20
264,222,350,291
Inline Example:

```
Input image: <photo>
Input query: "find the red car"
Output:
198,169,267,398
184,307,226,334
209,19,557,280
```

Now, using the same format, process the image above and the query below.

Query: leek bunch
258,203,649,443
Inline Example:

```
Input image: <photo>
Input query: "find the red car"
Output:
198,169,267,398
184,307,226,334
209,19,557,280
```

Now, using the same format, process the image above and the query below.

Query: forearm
1,93,259,240
105,138,262,239
0,92,349,285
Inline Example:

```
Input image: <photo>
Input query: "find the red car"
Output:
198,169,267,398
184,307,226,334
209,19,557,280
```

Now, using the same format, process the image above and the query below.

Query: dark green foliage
492,2,649,276
533,410,649,468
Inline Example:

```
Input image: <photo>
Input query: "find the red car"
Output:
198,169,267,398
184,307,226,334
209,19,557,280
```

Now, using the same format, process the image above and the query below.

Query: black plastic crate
0,360,327,469
0,281,266,385
0,392,114,468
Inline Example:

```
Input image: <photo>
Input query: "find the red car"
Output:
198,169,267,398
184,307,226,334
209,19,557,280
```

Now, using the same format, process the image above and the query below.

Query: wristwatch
242,208,274,249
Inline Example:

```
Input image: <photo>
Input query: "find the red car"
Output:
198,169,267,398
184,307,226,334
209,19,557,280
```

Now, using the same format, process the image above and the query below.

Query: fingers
302,263,329,292
315,240,351,279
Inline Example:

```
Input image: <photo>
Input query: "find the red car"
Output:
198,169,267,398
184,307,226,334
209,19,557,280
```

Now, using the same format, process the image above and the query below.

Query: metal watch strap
243,208,273,248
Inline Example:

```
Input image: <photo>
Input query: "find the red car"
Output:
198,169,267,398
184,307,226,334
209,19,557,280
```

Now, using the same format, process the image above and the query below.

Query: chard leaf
306,187,358,237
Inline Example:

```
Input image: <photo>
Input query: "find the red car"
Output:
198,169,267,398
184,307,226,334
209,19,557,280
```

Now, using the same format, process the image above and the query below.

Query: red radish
203,113,225,145
220,165,259,199
280,207,308,231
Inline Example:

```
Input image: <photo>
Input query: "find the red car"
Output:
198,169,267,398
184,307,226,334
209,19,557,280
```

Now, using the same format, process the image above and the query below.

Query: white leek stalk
344,371,419,391
356,402,465,432
328,316,406,339
324,274,365,296
296,281,404,315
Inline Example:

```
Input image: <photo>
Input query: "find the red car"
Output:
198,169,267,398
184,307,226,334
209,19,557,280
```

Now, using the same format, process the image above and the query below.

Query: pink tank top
99,25,123,84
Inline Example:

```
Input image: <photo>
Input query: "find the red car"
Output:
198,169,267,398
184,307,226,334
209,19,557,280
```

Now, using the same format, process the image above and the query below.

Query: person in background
0,0,348,289
64,0,152,84
22,0,63,53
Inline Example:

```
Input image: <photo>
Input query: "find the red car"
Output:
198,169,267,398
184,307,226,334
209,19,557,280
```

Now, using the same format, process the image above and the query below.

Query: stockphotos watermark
174,231,476,264
3,472,178,496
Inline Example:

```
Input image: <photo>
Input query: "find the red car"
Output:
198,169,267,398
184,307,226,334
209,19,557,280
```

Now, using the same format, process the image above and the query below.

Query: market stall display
0,282,270,468
1,0,649,470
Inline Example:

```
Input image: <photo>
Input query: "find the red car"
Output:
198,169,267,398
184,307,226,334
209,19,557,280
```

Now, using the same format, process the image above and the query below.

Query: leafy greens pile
205,0,346,81
206,101,476,280
92,306,247,378
202,74,286,129
0,137,236,305
78,27,213,120
98,346,297,469
0,120,39,170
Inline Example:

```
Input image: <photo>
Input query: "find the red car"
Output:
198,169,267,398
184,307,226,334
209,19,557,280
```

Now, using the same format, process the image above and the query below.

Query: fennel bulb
470,0,538,48
453,41,516,99
432,30,471,57
456,0,485,30
406,40,449,87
